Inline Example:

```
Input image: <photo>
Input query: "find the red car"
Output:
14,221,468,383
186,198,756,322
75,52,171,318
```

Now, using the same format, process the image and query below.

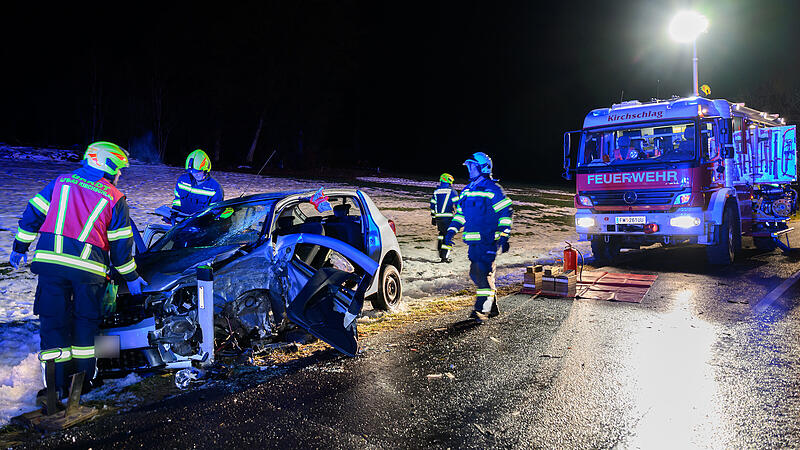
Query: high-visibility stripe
451,215,466,225
116,258,137,275
16,227,37,243
54,185,70,235
498,217,513,226
437,236,444,240
173,199,182,206
463,232,481,241
29,195,50,215
178,182,216,196
39,348,65,361
441,244,452,250
462,191,494,199
34,251,108,277
80,243,92,259
492,197,512,212
71,346,95,359
452,196,460,203
435,213,454,218
78,198,109,241
55,235,63,254
447,227,459,233
55,349,73,363
107,226,133,241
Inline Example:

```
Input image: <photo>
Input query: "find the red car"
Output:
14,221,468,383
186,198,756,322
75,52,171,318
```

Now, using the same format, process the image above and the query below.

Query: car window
153,203,270,251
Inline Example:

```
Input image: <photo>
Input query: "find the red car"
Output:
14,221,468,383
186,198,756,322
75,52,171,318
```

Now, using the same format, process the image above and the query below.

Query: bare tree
151,68,171,160
245,110,265,164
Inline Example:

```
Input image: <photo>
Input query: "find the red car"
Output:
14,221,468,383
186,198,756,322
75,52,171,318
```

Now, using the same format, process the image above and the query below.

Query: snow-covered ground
0,147,582,424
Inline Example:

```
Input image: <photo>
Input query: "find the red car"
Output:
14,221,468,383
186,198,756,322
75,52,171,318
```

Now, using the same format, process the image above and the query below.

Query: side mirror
719,119,734,159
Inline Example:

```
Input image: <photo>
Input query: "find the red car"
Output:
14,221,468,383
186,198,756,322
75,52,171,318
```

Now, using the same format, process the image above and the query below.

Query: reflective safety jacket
446,175,513,245
172,173,224,215
430,182,460,219
13,166,140,282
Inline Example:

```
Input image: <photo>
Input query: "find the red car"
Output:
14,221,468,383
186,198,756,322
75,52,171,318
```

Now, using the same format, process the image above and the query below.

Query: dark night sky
1,1,799,183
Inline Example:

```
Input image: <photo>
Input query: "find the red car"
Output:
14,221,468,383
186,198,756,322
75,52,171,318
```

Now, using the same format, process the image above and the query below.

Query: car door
275,233,379,356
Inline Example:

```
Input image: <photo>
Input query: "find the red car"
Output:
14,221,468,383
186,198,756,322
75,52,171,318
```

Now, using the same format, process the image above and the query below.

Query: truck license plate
615,216,646,225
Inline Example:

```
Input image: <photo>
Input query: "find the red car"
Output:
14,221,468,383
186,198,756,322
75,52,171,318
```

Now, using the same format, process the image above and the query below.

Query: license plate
615,216,646,225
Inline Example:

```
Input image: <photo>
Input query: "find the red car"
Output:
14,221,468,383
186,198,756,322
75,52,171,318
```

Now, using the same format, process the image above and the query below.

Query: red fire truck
563,96,797,265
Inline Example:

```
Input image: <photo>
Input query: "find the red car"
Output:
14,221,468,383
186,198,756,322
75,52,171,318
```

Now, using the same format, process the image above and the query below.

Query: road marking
754,269,800,313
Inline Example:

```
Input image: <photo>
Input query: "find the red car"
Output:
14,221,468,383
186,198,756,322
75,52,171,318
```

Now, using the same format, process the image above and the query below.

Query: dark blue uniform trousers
468,243,498,314
35,274,106,391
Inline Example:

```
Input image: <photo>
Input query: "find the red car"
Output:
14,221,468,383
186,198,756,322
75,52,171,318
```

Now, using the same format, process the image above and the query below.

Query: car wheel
370,263,402,311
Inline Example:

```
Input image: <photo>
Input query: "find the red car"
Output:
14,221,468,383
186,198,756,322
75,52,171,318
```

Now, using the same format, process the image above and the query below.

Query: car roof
214,188,365,208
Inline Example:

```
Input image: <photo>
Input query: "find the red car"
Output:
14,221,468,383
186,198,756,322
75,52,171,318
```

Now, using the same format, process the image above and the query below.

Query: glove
497,236,510,254
431,217,436,226
9,251,27,269
102,282,119,316
126,277,148,296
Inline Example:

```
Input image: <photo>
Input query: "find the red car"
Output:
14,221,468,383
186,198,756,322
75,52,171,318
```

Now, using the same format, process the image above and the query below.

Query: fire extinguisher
563,242,584,280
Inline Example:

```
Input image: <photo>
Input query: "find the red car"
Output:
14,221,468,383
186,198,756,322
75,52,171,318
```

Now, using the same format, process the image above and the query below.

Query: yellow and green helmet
439,173,454,184
83,141,130,176
186,149,211,172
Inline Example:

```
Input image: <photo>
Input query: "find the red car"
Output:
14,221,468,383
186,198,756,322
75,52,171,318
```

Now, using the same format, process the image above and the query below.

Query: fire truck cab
563,96,797,265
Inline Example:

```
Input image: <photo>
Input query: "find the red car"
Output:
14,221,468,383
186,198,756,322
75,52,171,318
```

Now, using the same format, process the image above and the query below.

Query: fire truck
563,96,797,265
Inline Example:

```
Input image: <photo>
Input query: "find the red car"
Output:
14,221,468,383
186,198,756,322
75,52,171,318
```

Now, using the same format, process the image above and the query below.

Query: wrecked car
97,189,403,375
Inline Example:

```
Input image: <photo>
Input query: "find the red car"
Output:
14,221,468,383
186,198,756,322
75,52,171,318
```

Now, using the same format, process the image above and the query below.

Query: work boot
469,310,488,324
489,301,500,318
440,257,452,263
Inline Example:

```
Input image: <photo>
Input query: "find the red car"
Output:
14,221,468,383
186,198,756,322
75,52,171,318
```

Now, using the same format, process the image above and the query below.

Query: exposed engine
148,287,201,357
753,184,798,219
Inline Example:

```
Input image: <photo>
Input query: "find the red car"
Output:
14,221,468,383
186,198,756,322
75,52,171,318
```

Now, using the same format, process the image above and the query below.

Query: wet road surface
31,243,800,449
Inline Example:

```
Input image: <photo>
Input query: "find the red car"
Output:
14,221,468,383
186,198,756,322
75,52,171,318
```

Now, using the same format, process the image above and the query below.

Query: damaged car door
274,233,379,356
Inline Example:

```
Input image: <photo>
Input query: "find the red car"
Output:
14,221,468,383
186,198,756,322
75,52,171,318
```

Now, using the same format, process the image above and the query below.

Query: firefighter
430,173,459,262
172,149,224,221
8,141,148,398
443,152,512,323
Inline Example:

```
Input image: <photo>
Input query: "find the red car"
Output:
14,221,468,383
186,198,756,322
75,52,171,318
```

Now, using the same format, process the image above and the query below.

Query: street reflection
624,288,724,448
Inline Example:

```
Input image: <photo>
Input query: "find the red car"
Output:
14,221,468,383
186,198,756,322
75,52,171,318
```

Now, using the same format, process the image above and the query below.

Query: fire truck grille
587,189,683,206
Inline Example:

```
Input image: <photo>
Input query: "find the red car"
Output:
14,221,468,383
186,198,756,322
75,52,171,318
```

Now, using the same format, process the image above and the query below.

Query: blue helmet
463,152,492,175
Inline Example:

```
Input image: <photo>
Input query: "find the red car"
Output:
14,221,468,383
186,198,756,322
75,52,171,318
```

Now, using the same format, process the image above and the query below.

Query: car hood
130,245,243,293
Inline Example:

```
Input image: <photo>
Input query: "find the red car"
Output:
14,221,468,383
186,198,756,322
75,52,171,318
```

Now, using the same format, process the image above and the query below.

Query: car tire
591,236,621,266
707,206,738,265
370,263,402,311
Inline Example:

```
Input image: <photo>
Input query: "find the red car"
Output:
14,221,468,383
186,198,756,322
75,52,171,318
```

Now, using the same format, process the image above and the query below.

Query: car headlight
576,195,593,207
673,193,691,205
670,216,701,228
576,217,595,228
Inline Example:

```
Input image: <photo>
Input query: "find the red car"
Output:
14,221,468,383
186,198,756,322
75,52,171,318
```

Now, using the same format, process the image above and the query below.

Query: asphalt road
28,241,800,449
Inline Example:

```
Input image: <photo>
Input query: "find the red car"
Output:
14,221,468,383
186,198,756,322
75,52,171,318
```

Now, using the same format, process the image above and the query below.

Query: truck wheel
369,263,402,311
707,206,737,265
753,237,778,251
591,236,621,266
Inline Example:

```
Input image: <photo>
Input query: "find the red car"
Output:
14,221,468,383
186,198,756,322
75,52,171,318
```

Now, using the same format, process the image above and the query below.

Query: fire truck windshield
579,121,703,167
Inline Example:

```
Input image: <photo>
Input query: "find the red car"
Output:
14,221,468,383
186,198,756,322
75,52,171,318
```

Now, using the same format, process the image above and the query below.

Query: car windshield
579,121,704,167
151,201,274,251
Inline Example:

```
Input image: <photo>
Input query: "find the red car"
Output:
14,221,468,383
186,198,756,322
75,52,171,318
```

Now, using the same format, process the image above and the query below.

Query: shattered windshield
579,121,706,167
151,201,273,251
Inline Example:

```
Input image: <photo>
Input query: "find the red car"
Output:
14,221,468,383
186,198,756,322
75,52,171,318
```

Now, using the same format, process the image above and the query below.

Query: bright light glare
576,217,595,228
673,193,691,205
578,195,593,206
670,215,701,228
669,11,709,43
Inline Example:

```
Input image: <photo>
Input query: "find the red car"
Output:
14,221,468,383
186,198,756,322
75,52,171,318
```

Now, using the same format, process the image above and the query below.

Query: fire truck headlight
670,215,701,228
577,195,593,207
673,193,692,205
576,217,595,228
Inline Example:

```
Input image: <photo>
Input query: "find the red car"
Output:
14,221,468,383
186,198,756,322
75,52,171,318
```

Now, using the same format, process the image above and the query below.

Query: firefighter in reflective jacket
443,152,512,323
172,149,224,220
8,141,148,397
430,173,460,262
